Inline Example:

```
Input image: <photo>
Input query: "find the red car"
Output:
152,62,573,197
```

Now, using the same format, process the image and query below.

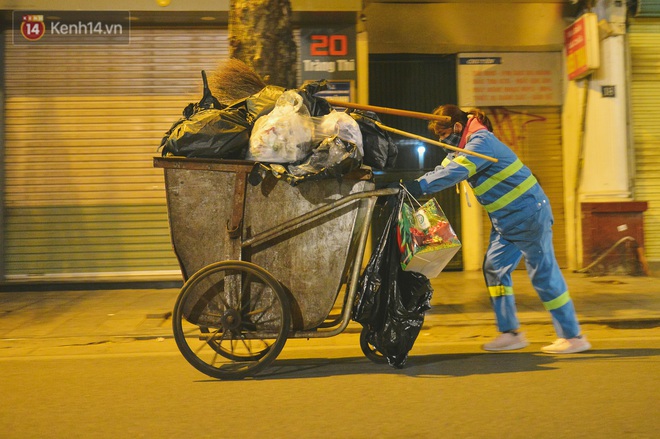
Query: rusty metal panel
161,166,245,280
245,175,373,329
157,157,375,329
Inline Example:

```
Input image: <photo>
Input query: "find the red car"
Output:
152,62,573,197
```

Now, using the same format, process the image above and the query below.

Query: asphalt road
1,323,658,438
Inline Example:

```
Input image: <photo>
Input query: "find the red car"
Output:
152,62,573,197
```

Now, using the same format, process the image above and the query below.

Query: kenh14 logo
20,14,45,41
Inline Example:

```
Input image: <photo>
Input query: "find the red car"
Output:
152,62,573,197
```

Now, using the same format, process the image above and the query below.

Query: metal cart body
155,157,394,379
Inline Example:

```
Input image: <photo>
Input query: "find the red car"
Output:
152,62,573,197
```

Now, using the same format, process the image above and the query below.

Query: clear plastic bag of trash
247,90,314,163
286,110,363,182
311,110,364,156
287,135,361,179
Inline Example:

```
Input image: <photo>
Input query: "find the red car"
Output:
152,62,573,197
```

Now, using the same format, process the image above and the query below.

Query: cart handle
241,188,398,249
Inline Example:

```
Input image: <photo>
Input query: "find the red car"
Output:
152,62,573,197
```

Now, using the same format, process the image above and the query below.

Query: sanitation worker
401,104,591,354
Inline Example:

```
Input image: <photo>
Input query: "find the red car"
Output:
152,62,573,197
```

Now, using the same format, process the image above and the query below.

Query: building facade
0,0,657,283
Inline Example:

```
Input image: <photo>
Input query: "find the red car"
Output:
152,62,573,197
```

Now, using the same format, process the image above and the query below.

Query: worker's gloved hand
401,180,424,198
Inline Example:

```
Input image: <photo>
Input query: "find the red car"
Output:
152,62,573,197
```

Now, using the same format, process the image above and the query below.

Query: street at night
1,320,658,438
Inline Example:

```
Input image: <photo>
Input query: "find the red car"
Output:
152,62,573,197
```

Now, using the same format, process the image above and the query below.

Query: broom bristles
209,58,267,105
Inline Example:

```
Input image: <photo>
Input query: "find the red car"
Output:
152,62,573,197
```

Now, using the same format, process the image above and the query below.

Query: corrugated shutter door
480,107,566,267
629,19,660,263
3,27,229,280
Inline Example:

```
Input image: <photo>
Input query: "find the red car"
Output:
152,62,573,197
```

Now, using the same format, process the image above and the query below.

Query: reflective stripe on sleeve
543,291,571,311
453,155,477,177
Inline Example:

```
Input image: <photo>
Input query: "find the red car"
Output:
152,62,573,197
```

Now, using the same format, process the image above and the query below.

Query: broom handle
375,122,499,163
324,99,451,123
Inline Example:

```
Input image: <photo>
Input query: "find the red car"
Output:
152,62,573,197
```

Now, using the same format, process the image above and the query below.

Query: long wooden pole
375,122,498,163
324,99,451,123
322,98,497,162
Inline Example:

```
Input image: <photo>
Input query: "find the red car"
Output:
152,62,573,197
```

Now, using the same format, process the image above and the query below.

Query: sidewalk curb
423,315,660,328
2,315,656,344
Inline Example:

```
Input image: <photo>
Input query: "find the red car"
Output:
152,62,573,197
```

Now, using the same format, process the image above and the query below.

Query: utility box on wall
581,201,648,275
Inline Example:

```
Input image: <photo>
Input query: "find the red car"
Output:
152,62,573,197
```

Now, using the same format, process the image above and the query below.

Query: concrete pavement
0,269,658,350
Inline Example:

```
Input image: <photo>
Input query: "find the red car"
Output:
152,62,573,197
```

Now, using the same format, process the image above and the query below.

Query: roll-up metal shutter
635,0,660,17
481,106,566,267
628,19,660,263
3,27,229,280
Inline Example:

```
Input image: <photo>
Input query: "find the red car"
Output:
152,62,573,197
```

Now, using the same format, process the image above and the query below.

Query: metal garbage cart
154,156,396,379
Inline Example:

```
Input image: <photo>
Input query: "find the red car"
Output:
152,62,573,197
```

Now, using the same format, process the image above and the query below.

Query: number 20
310,35,348,56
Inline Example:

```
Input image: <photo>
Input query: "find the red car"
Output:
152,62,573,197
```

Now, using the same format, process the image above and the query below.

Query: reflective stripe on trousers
482,202,581,339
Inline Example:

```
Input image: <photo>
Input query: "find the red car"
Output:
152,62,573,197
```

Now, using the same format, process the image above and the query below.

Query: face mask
442,132,461,147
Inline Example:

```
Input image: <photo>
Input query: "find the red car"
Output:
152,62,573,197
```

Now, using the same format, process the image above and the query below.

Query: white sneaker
541,335,591,354
482,332,529,351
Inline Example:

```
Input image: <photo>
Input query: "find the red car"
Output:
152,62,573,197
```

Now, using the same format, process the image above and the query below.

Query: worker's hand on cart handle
382,180,424,197
400,180,424,198
384,180,423,197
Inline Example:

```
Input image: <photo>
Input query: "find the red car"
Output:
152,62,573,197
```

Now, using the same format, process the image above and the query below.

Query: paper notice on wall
457,52,562,107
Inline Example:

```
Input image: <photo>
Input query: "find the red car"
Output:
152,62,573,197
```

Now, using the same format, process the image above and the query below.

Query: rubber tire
359,327,388,364
172,260,290,380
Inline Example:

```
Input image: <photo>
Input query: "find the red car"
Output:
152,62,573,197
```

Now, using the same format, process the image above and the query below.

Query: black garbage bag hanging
353,190,433,368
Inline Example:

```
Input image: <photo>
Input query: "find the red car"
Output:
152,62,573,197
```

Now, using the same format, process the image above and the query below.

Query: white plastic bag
247,90,313,163
312,110,364,156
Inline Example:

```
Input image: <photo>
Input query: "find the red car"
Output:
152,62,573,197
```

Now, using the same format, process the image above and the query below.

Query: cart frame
155,156,396,378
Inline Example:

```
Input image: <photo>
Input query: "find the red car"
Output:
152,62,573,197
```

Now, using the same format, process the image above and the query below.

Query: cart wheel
199,326,269,361
360,327,388,364
172,261,290,380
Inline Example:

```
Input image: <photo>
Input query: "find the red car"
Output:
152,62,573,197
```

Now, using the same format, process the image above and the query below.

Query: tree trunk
229,0,298,89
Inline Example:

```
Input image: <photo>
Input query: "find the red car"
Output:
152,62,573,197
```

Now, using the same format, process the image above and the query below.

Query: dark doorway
369,53,457,171
368,54,462,270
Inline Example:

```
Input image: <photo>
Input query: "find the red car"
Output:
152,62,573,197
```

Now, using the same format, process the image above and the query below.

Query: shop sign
564,13,600,80
310,80,353,103
457,52,562,107
300,26,356,82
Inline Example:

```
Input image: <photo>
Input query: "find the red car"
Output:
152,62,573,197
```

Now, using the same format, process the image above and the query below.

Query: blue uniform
417,128,581,338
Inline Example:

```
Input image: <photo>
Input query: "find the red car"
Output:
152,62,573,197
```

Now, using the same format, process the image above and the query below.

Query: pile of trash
159,71,397,185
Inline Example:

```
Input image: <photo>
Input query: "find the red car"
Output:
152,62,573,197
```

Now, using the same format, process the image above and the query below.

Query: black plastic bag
353,190,433,368
160,107,252,159
297,80,333,117
242,84,285,125
349,110,398,169
160,77,333,160
160,71,252,159
242,80,331,124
